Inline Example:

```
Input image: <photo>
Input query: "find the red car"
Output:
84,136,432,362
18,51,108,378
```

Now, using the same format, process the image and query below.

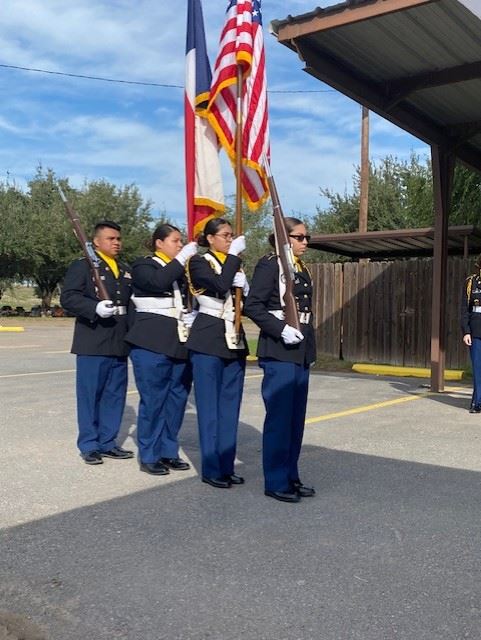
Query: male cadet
60,221,134,465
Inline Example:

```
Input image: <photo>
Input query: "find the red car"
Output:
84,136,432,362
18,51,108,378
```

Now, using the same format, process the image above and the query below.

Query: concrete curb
352,362,463,380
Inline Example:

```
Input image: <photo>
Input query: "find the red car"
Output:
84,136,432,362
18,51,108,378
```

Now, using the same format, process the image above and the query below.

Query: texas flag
185,0,225,240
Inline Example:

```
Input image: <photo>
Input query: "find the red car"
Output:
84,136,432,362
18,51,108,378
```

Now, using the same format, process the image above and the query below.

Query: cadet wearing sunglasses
244,217,316,503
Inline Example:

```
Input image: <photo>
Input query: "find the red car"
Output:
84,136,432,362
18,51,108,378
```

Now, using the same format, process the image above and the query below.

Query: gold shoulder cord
299,258,312,280
185,256,206,296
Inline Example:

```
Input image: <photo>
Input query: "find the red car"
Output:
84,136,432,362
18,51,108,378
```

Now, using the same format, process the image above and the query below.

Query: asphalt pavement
1,319,480,640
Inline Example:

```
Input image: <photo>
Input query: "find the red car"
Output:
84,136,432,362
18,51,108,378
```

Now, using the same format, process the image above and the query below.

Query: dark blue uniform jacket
186,252,248,360
125,256,189,360
243,254,316,365
60,256,131,357
461,273,481,339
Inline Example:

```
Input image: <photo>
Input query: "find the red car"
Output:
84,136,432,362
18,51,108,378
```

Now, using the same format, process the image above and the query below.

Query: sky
0,0,429,227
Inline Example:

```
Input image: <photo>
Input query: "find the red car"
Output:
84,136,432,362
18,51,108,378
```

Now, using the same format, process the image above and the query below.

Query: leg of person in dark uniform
218,358,245,480
160,359,192,468
76,355,108,458
470,337,481,410
97,356,128,453
130,347,173,465
191,352,227,484
288,364,314,496
260,359,296,494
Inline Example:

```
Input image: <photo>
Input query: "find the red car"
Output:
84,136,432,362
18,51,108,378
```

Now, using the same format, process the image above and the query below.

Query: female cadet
125,224,197,475
461,257,481,413
186,218,248,488
244,217,316,503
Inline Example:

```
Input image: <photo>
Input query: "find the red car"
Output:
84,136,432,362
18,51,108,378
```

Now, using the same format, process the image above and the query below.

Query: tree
0,167,158,308
0,182,31,286
219,197,273,278
308,154,481,262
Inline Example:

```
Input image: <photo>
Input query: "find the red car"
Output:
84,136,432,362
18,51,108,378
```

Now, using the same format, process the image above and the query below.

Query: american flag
185,0,225,240
207,0,270,210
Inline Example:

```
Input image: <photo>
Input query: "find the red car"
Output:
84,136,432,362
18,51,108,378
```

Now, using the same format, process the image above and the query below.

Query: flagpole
235,65,243,235
234,63,243,338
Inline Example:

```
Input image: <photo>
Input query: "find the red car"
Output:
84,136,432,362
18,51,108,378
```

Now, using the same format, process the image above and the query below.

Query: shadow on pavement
1,415,481,640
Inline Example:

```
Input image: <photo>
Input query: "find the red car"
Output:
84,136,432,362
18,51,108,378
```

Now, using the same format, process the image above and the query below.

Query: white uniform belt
138,308,181,318
268,309,311,324
132,296,175,311
197,295,235,322
114,306,127,316
472,307,481,313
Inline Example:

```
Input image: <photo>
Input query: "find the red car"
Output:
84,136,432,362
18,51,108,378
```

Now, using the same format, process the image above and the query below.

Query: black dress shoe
81,451,103,465
292,481,316,497
264,490,300,503
469,404,481,413
160,457,191,471
202,477,231,488
101,446,134,459
140,462,170,475
224,474,245,485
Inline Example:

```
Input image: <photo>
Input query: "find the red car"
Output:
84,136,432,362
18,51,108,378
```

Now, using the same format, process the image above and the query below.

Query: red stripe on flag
207,0,269,210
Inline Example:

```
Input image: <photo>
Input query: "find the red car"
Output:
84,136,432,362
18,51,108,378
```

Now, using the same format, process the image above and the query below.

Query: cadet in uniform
186,218,249,488
244,217,316,503
461,258,481,413
125,224,197,475
60,221,133,464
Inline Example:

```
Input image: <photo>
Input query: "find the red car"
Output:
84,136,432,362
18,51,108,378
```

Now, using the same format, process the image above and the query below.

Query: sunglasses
289,234,311,243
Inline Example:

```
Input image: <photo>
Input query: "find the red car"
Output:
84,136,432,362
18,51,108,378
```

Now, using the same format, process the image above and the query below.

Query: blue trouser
191,352,245,479
259,358,310,493
470,337,481,407
130,347,192,464
76,355,128,454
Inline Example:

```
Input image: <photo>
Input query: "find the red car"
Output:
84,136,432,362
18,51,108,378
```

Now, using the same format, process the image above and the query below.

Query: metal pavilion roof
309,225,481,259
271,0,481,174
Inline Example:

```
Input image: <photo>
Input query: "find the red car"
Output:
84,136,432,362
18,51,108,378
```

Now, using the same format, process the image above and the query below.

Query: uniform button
304,283,308,287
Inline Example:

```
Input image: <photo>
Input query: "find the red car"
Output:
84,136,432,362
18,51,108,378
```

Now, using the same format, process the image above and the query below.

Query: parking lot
1,319,481,640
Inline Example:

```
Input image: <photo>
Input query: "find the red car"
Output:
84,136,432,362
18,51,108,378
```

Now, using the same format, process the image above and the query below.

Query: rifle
262,158,301,331
58,187,111,302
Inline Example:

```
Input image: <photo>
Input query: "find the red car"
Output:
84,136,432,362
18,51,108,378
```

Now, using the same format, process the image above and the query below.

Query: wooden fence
309,257,476,369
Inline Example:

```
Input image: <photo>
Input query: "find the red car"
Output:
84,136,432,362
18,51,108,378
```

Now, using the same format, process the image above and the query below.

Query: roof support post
430,145,455,392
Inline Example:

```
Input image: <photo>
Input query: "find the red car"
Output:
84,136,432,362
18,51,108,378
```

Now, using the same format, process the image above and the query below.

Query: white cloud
0,0,430,226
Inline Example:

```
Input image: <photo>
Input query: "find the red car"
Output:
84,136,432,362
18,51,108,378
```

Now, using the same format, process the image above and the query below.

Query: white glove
176,242,198,266
232,271,250,296
281,324,304,345
96,300,114,318
183,310,198,328
228,235,246,256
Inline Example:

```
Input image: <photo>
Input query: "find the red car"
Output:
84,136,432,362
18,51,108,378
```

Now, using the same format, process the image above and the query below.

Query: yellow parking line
305,393,428,424
305,385,470,424
43,350,71,354
0,368,76,379
0,344,40,349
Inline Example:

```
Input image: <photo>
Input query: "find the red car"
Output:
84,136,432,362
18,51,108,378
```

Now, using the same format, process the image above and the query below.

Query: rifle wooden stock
58,187,110,301
265,173,301,331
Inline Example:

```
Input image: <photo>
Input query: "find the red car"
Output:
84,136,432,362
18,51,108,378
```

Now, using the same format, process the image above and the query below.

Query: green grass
247,337,258,354
245,334,353,373
312,353,354,372
1,285,59,310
